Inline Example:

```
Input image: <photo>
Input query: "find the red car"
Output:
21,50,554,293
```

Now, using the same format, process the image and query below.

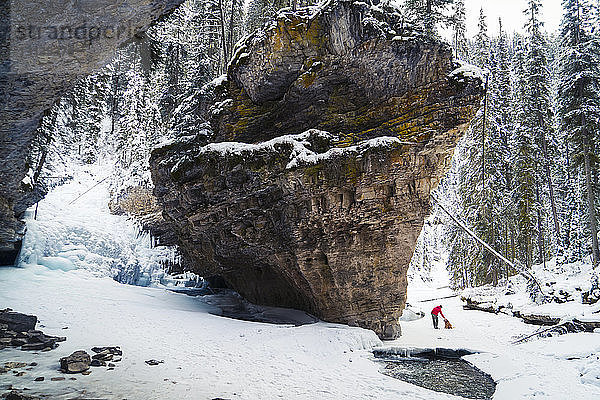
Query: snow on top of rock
211,99,233,116
153,134,197,152
21,168,34,189
195,130,403,170
450,61,486,82
201,74,228,94
197,130,330,169
392,35,415,41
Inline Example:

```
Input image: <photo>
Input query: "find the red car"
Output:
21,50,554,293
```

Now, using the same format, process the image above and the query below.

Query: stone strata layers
151,0,483,339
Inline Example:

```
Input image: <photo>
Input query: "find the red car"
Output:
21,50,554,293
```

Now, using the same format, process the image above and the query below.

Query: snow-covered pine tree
522,0,558,266
403,0,454,37
479,23,516,283
473,8,490,67
511,34,538,269
70,76,106,164
493,21,514,264
447,130,485,288
450,0,467,60
557,0,600,267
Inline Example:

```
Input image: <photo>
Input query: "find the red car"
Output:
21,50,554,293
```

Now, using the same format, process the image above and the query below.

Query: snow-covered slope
461,258,600,322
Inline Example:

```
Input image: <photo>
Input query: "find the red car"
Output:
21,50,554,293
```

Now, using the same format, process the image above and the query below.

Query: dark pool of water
378,357,496,400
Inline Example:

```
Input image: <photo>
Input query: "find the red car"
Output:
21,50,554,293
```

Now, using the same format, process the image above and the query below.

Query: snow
18,164,179,287
38,256,77,271
2,265,418,400
461,258,600,324
154,134,197,152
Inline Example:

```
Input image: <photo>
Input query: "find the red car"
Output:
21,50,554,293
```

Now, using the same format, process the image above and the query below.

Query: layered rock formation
151,0,482,339
0,0,184,265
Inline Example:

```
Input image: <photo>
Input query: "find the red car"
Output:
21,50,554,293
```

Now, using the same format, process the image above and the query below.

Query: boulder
90,359,106,367
0,311,36,332
10,338,26,347
59,350,91,373
150,0,482,340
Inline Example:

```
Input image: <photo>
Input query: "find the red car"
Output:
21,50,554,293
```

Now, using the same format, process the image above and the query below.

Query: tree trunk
218,0,229,71
33,111,57,183
540,131,560,241
228,0,236,61
482,75,488,191
535,184,546,269
110,71,119,137
511,225,516,264
583,135,599,267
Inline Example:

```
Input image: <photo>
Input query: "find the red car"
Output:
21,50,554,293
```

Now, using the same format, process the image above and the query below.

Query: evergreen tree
557,0,600,267
450,0,467,59
511,35,538,269
404,0,454,37
473,8,490,67
522,0,557,266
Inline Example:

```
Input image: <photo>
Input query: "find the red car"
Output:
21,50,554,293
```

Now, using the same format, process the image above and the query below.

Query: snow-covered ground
461,258,600,325
395,256,600,399
1,166,599,399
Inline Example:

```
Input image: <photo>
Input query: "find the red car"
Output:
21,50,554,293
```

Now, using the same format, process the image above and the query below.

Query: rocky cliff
0,0,184,265
151,0,482,339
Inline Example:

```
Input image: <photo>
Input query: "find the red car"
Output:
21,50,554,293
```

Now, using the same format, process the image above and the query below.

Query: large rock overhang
151,0,483,339
0,0,185,265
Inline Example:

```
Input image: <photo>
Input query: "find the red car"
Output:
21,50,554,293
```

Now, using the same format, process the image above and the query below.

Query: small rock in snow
60,350,91,373
4,362,27,369
90,359,105,367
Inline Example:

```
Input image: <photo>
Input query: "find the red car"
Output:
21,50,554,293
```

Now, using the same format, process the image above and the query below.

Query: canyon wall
0,0,184,264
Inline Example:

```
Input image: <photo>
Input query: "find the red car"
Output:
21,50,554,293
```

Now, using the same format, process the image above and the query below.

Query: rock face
151,1,482,339
0,0,184,265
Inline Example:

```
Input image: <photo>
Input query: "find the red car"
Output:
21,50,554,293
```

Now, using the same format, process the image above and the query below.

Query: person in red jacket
431,305,445,329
